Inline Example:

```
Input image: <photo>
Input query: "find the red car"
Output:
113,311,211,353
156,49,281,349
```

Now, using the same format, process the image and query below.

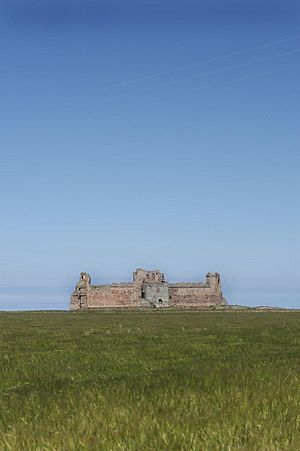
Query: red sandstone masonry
169,286,221,306
88,285,134,308
70,269,227,310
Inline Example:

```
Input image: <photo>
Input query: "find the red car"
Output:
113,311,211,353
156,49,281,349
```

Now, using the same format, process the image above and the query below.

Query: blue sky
0,0,299,309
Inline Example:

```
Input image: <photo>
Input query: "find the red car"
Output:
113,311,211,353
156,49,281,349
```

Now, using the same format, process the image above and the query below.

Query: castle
70,268,227,309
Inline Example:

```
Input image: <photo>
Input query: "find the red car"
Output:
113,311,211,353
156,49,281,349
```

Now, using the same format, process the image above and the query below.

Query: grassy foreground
1,311,300,450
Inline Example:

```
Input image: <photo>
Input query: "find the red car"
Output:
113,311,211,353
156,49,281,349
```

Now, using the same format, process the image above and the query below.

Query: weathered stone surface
69,268,227,310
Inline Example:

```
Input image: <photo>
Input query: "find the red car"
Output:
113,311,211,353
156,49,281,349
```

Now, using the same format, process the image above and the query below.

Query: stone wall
87,285,134,308
168,273,225,306
169,285,223,306
70,269,227,310
144,283,169,307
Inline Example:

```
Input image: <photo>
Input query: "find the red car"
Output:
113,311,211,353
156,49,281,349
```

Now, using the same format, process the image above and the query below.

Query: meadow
1,310,300,450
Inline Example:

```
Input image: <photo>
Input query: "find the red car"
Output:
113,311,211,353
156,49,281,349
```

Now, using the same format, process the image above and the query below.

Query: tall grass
1,310,300,450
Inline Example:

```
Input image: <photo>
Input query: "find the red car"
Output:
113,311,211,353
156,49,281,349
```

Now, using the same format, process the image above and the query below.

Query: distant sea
0,284,299,310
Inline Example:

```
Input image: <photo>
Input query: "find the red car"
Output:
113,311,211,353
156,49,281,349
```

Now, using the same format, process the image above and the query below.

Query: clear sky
0,0,299,310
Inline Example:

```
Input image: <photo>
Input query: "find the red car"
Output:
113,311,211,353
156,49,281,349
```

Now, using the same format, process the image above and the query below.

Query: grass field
1,310,300,450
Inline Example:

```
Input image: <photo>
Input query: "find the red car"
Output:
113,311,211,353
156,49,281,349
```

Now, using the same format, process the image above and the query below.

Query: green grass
1,310,300,450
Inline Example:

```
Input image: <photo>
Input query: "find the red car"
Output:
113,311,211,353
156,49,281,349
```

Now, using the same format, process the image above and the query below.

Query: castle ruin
70,269,227,309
